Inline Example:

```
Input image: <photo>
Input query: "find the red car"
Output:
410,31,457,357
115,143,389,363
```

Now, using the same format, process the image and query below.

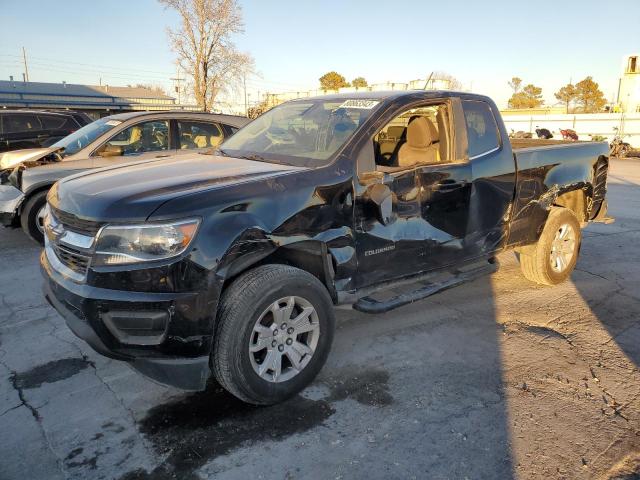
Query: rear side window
462,101,500,158
4,114,41,133
39,115,67,130
178,121,224,149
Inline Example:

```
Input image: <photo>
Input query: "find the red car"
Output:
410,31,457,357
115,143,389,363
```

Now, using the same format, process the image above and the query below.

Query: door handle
434,180,467,191
155,154,171,158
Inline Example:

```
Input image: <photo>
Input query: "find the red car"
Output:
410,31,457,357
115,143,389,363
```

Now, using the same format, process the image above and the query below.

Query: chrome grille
51,243,91,275
51,207,103,236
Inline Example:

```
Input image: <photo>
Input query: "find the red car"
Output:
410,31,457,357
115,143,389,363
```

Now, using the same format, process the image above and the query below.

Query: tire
518,207,582,286
20,190,48,245
212,264,335,405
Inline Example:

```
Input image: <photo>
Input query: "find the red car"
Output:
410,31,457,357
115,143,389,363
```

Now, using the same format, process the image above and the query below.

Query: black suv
0,110,92,152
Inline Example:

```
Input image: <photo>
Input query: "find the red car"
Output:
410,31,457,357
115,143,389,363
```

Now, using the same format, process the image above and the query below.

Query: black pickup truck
41,91,611,404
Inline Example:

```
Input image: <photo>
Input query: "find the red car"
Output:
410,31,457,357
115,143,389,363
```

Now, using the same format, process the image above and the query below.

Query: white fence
502,113,640,147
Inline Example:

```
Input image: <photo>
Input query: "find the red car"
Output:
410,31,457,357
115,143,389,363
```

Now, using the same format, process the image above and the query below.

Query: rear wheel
20,190,48,245
518,207,581,285
212,264,335,405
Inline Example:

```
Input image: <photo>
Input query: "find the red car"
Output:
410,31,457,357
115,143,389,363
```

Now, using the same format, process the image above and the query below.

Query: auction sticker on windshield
338,99,379,109
105,120,122,126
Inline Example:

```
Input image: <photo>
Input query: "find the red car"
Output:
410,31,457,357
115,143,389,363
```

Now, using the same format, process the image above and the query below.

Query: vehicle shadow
120,274,514,480
571,179,640,368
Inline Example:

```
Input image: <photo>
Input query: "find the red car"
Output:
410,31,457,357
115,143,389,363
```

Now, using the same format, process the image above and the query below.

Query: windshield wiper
219,150,286,165
238,153,267,162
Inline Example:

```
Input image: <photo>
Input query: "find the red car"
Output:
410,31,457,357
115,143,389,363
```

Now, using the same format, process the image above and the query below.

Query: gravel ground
1,158,639,480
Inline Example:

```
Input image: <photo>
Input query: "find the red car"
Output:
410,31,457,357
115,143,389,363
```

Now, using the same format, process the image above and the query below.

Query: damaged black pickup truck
41,91,611,405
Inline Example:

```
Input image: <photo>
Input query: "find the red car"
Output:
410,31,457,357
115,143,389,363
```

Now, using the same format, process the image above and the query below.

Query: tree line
508,76,608,113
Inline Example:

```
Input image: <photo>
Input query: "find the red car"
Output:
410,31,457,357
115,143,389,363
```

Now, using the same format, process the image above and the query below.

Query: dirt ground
0,158,639,480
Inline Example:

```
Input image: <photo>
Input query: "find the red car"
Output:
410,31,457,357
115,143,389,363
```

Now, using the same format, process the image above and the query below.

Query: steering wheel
265,127,295,145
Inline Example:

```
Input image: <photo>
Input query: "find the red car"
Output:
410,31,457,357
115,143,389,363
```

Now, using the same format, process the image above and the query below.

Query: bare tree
160,0,253,111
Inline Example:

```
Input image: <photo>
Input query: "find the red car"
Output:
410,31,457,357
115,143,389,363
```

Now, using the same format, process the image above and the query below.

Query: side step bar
352,259,498,314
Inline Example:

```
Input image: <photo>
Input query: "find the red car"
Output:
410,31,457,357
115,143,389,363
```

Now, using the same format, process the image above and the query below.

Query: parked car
560,128,579,141
42,91,611,404
610,127,632,158
535,126,553,139
0,110,92,153
0,111,249,243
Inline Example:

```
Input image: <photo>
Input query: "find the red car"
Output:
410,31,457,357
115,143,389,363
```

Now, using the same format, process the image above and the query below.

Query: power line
0,53,314,90
0,53,175,76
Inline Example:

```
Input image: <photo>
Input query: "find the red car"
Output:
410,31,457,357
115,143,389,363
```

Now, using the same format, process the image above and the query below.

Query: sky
1,0,639,110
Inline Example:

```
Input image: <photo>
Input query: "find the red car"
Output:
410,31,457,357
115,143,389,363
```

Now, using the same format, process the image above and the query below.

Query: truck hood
50,153,306,222
0,147,60,170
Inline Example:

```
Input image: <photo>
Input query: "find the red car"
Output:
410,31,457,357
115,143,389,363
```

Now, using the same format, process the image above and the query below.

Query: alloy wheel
249,296,320,383
550,223,576,273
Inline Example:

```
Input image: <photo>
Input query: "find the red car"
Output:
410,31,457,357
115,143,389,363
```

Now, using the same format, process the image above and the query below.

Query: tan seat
209,134,223,148
129,126,143,144
397,117,438,167
378,126,405,159
193,135,208,148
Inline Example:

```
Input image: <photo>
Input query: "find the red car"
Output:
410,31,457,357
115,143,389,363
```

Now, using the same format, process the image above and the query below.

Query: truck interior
373,104,451,169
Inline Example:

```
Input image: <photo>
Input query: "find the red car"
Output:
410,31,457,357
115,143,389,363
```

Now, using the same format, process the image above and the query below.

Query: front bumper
41,251,211,390
0,184,24,226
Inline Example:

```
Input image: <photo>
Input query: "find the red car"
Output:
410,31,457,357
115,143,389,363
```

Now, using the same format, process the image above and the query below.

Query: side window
4,114,41,133
99,120,169,156
373,103,451,170
462,101,500,158
39,115,67,130
178,121,224,150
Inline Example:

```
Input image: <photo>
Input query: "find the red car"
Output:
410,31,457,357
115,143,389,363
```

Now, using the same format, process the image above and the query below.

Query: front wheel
212,264,335,405
518,207,582,285
20,190,48,245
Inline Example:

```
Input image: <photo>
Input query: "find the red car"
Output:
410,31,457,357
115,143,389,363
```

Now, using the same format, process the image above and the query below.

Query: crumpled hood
50,153,306,222
0,147,60,170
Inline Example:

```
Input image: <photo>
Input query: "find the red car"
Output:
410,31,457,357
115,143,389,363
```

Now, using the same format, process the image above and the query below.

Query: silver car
0,111,249,244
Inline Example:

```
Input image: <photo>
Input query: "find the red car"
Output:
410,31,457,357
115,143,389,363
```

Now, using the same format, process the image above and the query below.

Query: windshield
220,98,380,167
51,118,122,157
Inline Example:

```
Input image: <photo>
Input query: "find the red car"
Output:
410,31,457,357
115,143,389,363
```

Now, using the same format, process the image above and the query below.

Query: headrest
406,117,435,148
193,135,208,148
387,126,405,139
130,126,142,143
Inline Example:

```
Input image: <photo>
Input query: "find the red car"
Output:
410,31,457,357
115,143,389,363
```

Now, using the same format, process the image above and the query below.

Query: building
617,54,640,113
0,79,201,119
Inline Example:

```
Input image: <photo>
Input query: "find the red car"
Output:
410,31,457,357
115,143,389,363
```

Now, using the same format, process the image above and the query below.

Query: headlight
93,218,200,266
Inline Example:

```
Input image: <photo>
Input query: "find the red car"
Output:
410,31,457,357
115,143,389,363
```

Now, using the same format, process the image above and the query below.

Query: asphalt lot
1,158,639,480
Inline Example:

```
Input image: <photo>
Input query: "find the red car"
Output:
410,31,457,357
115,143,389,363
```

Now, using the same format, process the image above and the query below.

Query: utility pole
243,74,248,116
171,77,184,104
22,47,29,82
171,64,185,105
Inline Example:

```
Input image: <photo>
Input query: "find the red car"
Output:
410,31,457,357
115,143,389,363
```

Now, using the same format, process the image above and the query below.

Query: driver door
353,100,474,288
354,161,423,288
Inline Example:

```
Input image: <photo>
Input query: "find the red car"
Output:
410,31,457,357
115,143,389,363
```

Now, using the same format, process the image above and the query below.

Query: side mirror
97,144,123,157
366,182,394,225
